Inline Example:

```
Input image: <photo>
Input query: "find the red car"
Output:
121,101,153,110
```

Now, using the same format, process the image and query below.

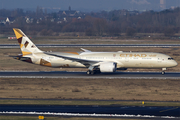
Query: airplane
12,28,178,75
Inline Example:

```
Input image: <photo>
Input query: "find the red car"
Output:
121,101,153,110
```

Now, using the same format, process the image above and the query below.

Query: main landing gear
162,68,166,75
86,69,101,75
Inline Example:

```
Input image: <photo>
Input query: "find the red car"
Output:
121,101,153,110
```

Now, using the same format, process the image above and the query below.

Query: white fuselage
26,51,178,69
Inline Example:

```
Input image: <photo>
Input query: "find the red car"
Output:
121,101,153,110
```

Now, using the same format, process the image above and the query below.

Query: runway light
39,116,44,120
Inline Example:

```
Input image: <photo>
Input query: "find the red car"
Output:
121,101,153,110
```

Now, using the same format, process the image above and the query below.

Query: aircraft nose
172,60,178,67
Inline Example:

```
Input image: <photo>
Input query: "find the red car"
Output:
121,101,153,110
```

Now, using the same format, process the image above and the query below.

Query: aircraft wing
44,52,101,67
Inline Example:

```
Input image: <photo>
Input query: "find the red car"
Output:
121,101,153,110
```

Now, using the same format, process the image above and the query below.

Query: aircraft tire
96,70,101,74
87,70,91,75
91,71,95,75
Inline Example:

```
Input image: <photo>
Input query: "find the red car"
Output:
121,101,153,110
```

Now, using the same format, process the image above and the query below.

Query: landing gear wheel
87,70,91,75
91,70,95,75
87,69,101,75
162,71,165,75
86,70,96,75
95,70,101,74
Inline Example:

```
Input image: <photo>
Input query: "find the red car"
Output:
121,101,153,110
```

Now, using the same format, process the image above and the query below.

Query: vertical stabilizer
13,28,42,56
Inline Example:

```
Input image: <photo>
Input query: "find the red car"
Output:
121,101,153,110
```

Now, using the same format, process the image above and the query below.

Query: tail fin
13,28,42,56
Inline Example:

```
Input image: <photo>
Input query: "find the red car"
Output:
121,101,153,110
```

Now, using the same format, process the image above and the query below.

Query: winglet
81,48,91,52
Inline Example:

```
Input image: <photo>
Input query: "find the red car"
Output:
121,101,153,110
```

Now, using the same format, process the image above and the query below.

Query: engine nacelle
100,62,117,73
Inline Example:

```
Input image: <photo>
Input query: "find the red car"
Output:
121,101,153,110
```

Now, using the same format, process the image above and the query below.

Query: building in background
160,0,166,10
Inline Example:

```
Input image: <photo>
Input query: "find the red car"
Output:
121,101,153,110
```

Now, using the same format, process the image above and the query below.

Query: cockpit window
168,58,174,60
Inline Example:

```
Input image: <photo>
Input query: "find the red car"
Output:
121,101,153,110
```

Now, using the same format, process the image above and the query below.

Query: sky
1,0,180,12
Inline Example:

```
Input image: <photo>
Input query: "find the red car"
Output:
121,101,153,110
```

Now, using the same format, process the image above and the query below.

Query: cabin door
158,57,162,62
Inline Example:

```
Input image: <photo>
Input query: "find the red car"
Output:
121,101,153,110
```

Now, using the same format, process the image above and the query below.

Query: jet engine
99,62,117,73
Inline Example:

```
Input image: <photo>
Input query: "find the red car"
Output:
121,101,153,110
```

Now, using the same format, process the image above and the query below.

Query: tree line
1,7,180,36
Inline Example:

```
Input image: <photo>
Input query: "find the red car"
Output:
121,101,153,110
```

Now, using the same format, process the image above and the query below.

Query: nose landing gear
161,71,165,75
162,68,166,75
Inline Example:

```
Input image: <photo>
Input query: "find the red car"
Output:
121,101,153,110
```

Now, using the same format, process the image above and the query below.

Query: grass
1,99,180,107
1,36,180,45
0,78,180,102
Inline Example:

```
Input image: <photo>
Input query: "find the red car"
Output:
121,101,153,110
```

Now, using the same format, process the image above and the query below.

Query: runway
1,44,180,48
0,105,180,119
0,71,180,79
